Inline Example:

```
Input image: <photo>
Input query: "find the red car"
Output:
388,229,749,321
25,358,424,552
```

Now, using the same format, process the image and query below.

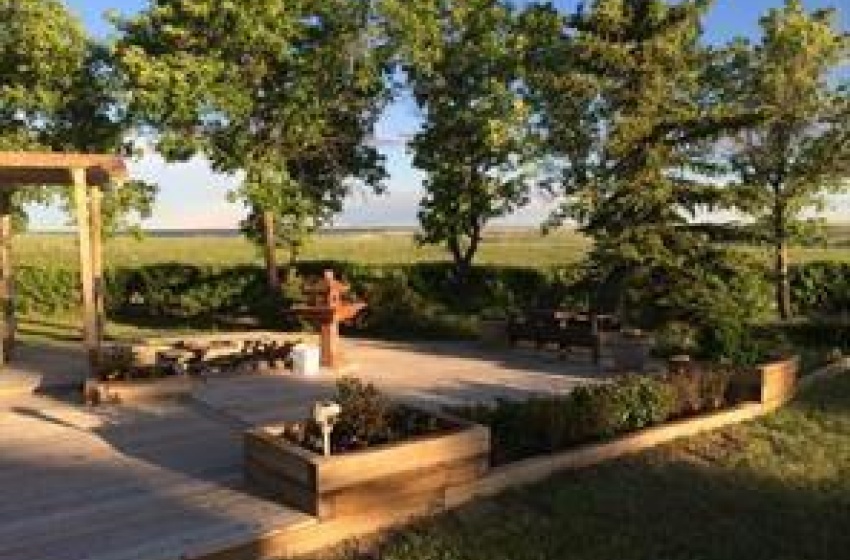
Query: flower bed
453,357,799,465
244,379,491,520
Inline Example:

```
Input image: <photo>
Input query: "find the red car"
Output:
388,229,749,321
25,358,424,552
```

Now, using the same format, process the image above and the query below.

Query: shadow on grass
318,373,850,560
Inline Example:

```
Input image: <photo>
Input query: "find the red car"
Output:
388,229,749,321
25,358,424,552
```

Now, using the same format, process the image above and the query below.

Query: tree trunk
262,210,280,290
774,197,792,320
776,238,792,320
449,227,481,287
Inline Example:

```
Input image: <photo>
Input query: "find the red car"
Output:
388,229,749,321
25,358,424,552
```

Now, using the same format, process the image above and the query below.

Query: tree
523,0,761,325
117,0,389,288
383,0,534,283
725,0,849,320
0,0,156,234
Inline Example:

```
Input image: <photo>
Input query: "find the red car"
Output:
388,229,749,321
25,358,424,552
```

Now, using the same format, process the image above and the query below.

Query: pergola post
89,185,105,346
0,191,14,364
72,168,101,381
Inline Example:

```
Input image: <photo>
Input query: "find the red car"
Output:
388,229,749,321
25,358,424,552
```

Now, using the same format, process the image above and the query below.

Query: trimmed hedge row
11,260,847,329
453,367,740,465
12,261,582,330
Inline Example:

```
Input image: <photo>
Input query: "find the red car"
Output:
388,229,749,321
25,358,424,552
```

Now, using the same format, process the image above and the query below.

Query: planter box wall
245,417,490,521
98,375,197,404
758,356,800,407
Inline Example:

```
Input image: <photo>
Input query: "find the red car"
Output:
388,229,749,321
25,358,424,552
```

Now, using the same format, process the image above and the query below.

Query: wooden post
320,321,340,369
263,210,280,289
89,185,105,351
0,190,14,364
72,169,100,383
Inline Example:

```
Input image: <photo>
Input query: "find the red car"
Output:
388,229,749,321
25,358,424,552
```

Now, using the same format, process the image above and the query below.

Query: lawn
317,370,850,560
11,226,849,269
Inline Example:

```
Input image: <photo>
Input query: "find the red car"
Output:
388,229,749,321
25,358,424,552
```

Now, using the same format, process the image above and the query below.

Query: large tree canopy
0,0,156,234
384,0,534,282
724,0,849,319
117,0,390,279
523,0,766,326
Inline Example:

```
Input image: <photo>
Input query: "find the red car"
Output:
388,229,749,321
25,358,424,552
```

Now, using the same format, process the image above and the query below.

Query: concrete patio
0,337,609,560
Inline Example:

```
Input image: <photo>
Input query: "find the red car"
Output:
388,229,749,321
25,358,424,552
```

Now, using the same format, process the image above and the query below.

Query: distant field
12,230,594,269
10,226,850,269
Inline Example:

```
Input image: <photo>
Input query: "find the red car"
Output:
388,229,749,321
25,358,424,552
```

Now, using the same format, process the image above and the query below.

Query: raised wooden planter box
245,414,490,521
756,355,799,407
98,375,197,404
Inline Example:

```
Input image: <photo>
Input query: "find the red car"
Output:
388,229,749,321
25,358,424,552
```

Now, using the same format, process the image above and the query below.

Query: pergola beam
0,152,127,189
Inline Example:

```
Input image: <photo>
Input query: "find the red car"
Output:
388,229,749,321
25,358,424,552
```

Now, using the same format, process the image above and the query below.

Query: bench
507,310,620,364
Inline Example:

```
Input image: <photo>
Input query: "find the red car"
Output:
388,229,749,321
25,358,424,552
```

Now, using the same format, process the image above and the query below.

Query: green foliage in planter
286,378,449,453
454,370,744,465
335,377,394,446
666,366,735,416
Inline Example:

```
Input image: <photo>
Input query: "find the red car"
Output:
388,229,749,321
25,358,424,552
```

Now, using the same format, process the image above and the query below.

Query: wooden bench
508,310,620,364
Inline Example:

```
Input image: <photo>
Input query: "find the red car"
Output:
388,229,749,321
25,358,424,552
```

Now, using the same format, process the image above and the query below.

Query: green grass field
318,369,850,560
11,226,850,269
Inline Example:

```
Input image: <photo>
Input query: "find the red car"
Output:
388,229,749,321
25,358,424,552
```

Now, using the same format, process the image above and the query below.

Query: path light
313,401,342,457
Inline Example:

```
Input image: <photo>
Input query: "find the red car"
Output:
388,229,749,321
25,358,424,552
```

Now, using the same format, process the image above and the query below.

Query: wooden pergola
0,152,128,383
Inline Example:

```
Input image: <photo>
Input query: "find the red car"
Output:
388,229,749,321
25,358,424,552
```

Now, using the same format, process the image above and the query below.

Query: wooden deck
0,338,608,560
0,394,314,560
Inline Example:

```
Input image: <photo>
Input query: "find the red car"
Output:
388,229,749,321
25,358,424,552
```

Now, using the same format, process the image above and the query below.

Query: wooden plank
759,357,799,407
317,425,490,492
0,151,127,188
72,169,99,382
324,455,488,519
0,190,13,363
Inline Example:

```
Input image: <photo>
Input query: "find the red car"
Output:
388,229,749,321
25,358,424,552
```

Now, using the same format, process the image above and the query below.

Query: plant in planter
244,377,490,519
281,378,450,453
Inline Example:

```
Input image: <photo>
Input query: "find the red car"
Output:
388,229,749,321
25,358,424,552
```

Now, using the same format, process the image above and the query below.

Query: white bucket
292,344,321,376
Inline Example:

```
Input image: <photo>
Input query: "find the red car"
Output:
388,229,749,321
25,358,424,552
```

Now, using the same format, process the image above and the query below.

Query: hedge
10,260,847,336
790,261,850,316
11,261,582,329
452,366,740,465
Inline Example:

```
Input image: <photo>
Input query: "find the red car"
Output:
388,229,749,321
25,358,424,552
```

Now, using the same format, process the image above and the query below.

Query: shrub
334,377,393,447
791,261,850,316
665,365,735,416
453,374,696,465
14,259,844,344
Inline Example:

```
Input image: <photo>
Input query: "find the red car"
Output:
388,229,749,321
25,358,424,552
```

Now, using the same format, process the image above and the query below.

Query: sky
31,0,849,230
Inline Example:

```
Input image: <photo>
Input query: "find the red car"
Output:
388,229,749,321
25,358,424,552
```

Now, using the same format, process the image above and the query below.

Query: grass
317,369,850,560
11,226,850,269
